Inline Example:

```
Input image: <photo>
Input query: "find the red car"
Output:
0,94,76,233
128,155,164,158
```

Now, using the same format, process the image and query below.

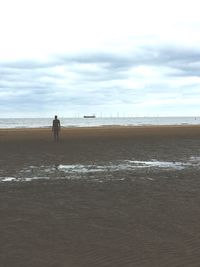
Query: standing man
52,115,61,141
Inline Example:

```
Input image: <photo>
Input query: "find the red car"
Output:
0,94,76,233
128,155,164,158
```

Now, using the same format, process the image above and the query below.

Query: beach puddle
57,160,188,172
125,160,188,170
1,157,200,183
1,177,17,182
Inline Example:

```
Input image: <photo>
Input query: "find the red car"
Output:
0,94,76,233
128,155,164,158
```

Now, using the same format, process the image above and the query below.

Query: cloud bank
0,42,200,117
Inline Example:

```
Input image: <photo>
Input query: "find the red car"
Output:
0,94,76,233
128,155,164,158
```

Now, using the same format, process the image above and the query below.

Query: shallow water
0,117,200,128
1,157,200,183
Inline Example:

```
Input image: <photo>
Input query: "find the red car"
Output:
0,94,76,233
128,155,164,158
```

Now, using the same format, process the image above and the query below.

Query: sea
0,117,199,129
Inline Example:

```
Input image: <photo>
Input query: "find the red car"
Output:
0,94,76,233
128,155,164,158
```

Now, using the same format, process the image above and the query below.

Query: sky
0,0,200,117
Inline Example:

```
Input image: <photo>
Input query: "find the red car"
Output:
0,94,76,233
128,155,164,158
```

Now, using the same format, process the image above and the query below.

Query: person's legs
54,130,59,141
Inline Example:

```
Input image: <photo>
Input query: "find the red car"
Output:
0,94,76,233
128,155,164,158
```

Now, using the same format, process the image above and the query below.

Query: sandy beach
1,125,200,266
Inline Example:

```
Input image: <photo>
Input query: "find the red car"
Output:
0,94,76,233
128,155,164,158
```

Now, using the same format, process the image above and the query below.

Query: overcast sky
0,0,200,117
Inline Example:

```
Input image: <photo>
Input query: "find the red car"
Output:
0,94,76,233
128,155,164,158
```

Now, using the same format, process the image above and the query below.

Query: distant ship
83,115,96,118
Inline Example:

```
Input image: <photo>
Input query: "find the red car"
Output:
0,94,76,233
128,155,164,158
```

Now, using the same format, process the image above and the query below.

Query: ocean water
0,117,199,129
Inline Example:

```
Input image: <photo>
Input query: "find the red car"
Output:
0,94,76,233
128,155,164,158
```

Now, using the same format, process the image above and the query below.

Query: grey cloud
2,44,200,79
139,46,200,77
58,52,134,71
0,60,57,70
56,46,200,78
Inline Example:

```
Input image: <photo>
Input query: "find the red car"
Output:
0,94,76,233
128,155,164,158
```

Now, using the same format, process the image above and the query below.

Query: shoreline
0,123,200,129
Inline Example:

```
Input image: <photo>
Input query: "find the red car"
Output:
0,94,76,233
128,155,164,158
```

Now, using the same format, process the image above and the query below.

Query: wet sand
1,126,200,266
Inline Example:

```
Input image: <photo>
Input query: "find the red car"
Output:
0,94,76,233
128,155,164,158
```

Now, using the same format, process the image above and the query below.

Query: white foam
189,156,200,163
56,160,188,173
124,160,188,170
23,176,50,182
58,164,106,173
0,177,17,182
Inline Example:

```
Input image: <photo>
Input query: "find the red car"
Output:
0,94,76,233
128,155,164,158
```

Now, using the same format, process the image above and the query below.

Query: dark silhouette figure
52,115,60,141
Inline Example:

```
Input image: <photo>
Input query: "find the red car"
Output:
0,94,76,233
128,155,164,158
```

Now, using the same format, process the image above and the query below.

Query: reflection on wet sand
1,157,200,183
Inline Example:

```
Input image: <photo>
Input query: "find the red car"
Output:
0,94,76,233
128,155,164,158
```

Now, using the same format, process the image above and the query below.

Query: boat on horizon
83,115,96,118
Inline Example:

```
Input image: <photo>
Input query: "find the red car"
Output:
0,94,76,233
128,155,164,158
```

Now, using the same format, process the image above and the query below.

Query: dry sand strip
1,125,200,141
0,126,200,266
